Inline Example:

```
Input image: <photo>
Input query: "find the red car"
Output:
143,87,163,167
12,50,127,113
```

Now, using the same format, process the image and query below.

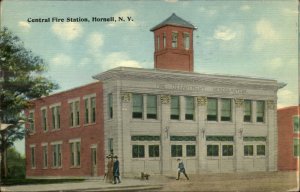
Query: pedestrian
176,158,189,180
105,154,114,183
113,155,121,184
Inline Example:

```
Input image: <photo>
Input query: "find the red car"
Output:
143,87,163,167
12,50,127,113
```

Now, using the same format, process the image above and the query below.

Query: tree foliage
6,147,25,178
0,27,58,178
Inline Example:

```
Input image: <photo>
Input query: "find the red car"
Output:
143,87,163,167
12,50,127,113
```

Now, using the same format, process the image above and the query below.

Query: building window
207,145,219,157
186,145,196,157
221,99,231,121
108,94,113,119
163,33,166,48
171,145,182,157
70,140,81,167
84,95,96,124
244,145,254,156
244,100,252,122
157,36,160,50
171,96,180,120
185,96,194,120
69,101,80,127
172,32,178,48
42,145,48,168
51,105,60,130
108,138,113,154
222,145,233,156
52,143,62,168
132,94,143,119
293,116,299,133
149,145,159,157
256,145,265,156
183,33,190,49
147,95,157,119
256,101,265,122
294,138,300,157
29,111,35,133
207,98,217,121
132,145,145,158
30,145,36,168
41,108,48,132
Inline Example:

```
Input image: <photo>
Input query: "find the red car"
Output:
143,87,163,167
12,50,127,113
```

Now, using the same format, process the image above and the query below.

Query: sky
1,0,299,155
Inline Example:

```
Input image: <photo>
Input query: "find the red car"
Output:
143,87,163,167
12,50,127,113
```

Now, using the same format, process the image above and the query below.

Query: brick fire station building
26,14,285,178
278,106,300,171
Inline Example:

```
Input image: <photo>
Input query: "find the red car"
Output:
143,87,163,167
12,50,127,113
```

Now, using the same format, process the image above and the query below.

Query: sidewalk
0,178,164,192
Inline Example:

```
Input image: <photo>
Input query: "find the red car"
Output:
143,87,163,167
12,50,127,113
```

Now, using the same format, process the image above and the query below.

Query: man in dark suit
176,158,189,180
113,155,121,184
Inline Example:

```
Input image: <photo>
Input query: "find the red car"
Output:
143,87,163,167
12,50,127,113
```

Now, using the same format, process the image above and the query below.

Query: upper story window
51,105,61,130
84,95,96,124
170,96,180,120
172,32,178,48
185,96,194,120
293,116,299,133
28,111,35,133
132,94,143,119
108,94,113,119
147,95,157,119
207,98,218,121
221,99,231,121
244,100,252,122
69,100,80,127
256,101,265,123
41,108,48,132
183,32,190,50
163,33,166,48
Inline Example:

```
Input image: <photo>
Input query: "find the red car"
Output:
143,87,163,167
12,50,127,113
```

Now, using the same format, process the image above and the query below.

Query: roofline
277,105,300,111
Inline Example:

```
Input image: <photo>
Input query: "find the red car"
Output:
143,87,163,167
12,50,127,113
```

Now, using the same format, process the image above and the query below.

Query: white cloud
165,0,178,3
240,5,251,11
50,54,72,67
265,57,283,70
101,52,142,71
253,19,280,51
79,57,91,67
109,9,136,27
198,6,217,17
51,22,83,41
282,8,298,16
18,21,31,31
214,26,237,41
277,89,298,108
86,32,104,55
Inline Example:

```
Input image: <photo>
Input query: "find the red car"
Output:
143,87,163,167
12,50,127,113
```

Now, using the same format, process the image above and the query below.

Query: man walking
176,158,189,180
113,155,121,184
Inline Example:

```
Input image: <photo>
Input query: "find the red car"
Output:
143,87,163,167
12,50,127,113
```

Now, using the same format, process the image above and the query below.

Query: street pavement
0,177,164,192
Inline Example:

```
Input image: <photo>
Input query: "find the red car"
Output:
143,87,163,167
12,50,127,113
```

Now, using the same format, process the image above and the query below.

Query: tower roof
150,13,196,31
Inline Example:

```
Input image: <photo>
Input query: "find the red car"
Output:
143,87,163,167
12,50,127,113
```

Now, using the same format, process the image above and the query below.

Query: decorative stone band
234,98,244,108
267,100,275,110
197,96,207,106
121,92,131,103
161,95,171,104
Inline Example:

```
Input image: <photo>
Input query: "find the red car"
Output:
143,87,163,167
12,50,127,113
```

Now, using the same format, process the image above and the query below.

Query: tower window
163,33,166,48
172,32,178,48
156,36,160,50
183,33,190,49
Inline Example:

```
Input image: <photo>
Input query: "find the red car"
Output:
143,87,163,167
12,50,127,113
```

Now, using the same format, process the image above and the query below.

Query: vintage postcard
0,0,299,191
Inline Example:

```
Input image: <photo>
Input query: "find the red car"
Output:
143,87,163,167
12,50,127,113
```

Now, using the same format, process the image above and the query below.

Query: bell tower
150,13,196,72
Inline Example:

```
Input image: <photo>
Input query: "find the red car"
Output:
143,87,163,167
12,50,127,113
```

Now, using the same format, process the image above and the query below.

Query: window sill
42,167,48,169
51,167,63,169
70,125,81,129
243,156,254,159
51,129,61,132
31,167,36,169
70,166,81,169
84,123,96,127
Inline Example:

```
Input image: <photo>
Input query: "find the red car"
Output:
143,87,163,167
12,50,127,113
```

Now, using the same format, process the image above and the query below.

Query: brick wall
25,82,104,178
277,106,300,171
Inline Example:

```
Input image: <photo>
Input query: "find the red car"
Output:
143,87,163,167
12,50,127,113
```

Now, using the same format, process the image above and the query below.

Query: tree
6,147,25,178
0,27,58,179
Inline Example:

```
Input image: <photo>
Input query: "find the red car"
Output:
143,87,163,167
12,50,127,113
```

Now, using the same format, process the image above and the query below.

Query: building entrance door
206,142,234,172
91,147,97,176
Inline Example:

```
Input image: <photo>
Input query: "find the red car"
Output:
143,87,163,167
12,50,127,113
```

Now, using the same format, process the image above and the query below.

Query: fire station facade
25,14,285,178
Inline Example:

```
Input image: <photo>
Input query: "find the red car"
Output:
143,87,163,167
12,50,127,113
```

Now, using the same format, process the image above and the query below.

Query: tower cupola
150,13,196,72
